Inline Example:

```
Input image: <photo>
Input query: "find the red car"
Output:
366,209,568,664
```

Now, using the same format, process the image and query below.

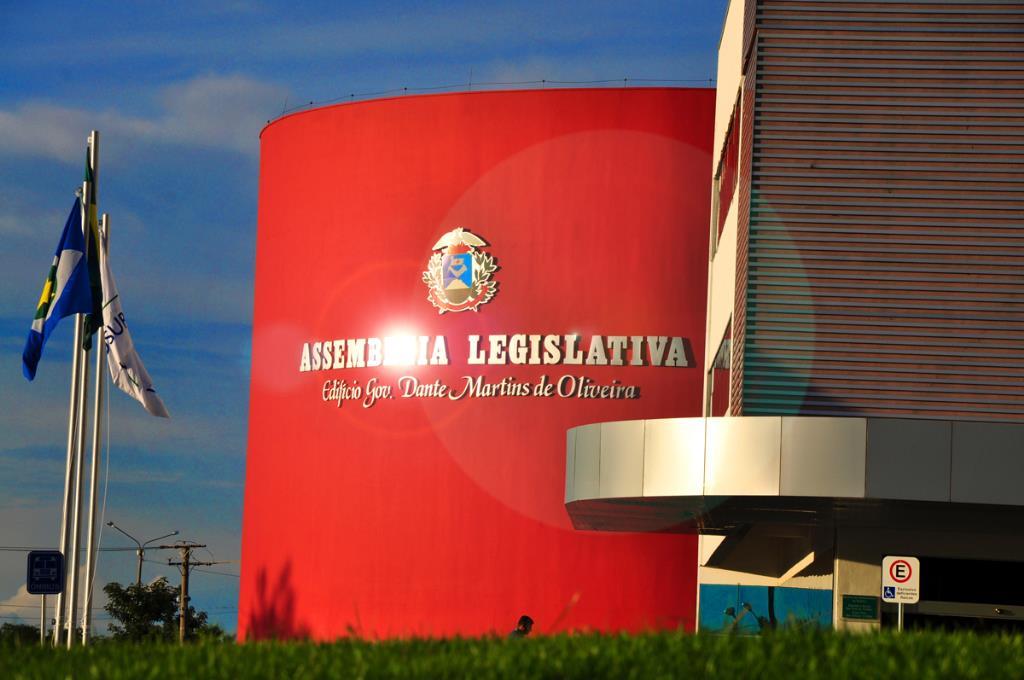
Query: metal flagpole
53,315,83,645
53,226,87,646
67,317,90,648
66,130,98,648
81,212,108,645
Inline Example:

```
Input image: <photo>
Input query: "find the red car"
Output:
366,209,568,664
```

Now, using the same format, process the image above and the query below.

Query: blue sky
0,1,726,634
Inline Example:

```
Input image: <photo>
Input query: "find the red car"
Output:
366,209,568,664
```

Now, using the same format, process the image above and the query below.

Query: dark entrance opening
881,556,1024,632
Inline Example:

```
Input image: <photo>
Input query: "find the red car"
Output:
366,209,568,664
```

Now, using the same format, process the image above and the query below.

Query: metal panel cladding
241,88,715,639
738,1,1024,420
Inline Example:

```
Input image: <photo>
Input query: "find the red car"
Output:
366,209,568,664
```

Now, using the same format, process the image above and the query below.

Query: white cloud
0,74,287,164
83,5,609,63
0,207,67,239
0,104,155,165
0,187,73,315
0,584,45,627
0,391,243,456
156,75,287,155
0,569,110,633
122,266,254,326
8,2,718,85
479,50,715,87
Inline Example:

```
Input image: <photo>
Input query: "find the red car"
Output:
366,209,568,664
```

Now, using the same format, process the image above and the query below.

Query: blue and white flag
22,199,93,381
99,233,170,418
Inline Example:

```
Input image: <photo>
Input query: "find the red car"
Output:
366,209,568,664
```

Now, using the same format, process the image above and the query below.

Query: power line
0,546,143,552
142,557,240,578
0,603,237,613
191,567,239,578
0,614,113,621
0,603,107,611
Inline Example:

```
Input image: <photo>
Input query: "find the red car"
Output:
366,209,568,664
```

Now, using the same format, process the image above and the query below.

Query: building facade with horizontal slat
570,0,1024,637
729,0,1024,421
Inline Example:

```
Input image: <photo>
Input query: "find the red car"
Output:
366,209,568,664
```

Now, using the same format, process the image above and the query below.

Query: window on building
711,98,741,256
706,322,732,417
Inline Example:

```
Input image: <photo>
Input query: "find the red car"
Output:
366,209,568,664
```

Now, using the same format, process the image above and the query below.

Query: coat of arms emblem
422,228,498,314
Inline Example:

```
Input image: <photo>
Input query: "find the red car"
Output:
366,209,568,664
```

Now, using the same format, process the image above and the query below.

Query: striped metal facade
735,0,1024,420
731,44,759,416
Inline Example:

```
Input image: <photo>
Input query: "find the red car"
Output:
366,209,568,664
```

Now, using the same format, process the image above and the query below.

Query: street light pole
105,522,178,586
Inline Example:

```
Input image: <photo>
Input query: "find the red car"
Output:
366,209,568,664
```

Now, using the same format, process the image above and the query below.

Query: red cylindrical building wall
241,88,715,639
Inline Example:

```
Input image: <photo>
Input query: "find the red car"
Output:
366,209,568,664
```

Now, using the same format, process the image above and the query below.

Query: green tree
0,622,40,646
103,577,224,642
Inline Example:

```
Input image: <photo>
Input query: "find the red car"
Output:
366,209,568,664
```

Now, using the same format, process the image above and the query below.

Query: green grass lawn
3,630,1023,679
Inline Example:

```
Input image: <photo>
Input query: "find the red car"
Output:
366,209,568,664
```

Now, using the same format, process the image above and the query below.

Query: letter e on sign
881,555,920,604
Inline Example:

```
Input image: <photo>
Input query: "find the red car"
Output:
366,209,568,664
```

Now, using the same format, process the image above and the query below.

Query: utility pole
178,548,190,644
164,542,204,644
163,542,227,644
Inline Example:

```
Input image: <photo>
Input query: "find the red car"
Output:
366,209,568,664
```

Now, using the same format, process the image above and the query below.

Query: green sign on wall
842,594,879,621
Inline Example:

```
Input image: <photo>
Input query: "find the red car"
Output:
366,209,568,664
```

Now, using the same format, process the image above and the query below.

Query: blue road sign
882,586,896,600
26,551,64,595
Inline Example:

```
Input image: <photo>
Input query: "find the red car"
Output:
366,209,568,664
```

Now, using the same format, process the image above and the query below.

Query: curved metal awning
565,416,1024,533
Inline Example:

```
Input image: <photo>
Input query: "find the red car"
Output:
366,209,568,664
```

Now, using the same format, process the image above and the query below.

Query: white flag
99,238,170,418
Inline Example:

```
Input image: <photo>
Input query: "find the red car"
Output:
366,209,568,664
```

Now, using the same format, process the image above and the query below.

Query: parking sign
881,555,919,604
